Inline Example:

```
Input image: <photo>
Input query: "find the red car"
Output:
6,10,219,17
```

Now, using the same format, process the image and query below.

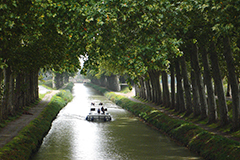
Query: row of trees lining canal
1,1,240,130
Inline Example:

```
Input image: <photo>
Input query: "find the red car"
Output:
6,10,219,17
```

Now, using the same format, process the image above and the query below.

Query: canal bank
87,83,240,160
0,84,73,160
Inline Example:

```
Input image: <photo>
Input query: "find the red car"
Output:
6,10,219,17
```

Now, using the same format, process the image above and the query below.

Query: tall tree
175,59,185,112
162,71,170,108
170,63,175,109
200,43,217,123
180,55,192,115
191,43,207,119
209,40,229,126
223,36,239,130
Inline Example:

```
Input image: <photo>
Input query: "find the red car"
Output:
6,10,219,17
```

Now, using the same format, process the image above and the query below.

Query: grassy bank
87,83,240,160
0,89,73,160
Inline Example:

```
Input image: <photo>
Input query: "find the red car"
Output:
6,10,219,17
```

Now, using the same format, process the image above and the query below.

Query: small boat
86,102,112,122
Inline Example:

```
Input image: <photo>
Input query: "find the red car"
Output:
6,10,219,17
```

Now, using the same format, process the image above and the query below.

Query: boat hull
86,114,112,122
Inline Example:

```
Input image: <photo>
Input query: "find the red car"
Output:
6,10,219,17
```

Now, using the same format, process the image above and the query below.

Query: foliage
1,0,240,81
2,0,240,134
1,0,84,74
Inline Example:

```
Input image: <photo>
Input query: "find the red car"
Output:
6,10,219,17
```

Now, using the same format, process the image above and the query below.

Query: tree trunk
162,71,170,108
175,59,185,112
16,72,24,110
22,73,26,107
135,83,140,97
55,73,62,89
139,77,147,99
3,67,12,118
138,77,143,98
209,40,229,126
63,72,69,84
226,82,231,97
223,36,239,130
149,73,156,103
30,71,34,103
100,75,107,87
107,74,120,91
200,45,217,123
25,73,31,106
0,68,3,121
180,55,192,114
91,78,98,85
191,71,201,117
52,73,55,88
31,70,38,100
7,69,12,115
191,43,207,119
145,78,152,102
35,70,39,100
10,72,16,115
60,73,64,87
170,63,175,109
148,70,162,105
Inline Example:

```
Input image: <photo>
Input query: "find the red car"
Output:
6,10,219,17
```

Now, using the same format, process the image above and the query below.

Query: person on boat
91,102,95,106
101,106,105,114
99,102,103,105
97,108,100,114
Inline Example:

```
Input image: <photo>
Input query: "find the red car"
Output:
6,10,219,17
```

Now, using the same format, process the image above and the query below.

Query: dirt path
0,90,59,148
115,91,240,143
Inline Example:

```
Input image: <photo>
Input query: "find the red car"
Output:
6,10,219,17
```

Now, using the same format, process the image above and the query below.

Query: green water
32,83,202,160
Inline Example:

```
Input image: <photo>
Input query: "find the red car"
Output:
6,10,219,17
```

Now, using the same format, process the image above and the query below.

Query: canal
32,83,202,160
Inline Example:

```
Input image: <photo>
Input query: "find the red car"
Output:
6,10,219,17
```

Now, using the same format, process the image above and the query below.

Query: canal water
32,83,202,160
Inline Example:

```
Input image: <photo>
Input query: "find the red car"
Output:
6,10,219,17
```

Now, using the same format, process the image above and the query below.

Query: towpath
0,89,59,148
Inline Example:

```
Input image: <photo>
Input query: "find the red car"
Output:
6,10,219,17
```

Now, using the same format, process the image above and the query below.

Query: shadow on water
32,83,202,160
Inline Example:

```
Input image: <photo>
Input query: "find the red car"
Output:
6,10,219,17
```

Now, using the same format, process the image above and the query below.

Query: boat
85,102,112,122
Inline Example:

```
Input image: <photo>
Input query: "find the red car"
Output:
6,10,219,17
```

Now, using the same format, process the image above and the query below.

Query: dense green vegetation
0,89,73,160
88,82,240,160
82,0,240,131
0,0,80,121
1,0,240,135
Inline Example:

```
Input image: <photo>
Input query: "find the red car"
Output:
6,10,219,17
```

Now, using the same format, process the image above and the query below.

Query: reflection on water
32,83,202,160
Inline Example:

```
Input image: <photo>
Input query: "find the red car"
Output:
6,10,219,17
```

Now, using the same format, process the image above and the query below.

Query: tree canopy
1,0,240,129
